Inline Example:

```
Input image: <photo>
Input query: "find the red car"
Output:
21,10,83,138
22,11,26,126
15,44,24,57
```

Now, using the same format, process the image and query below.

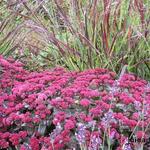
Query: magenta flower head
65,119,75,130
80,99,91,107
135,131,147,139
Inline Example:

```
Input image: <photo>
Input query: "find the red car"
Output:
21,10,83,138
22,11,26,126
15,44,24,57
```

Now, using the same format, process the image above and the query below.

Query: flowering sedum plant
0,56,150,150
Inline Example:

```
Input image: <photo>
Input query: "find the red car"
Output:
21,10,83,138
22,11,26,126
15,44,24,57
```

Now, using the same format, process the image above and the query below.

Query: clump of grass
0,0,150,80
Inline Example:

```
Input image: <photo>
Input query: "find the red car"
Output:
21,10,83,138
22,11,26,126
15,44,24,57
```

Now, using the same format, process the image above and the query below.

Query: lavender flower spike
75,123,86,145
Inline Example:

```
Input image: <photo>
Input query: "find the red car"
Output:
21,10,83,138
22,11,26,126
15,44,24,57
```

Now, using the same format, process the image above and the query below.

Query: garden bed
0,56,150,150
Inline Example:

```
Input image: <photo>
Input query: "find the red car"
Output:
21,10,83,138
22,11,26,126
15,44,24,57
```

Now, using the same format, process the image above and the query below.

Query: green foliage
0,0,150,80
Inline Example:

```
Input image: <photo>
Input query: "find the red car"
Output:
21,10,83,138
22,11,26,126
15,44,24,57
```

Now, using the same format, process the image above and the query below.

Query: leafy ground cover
0,56,150,150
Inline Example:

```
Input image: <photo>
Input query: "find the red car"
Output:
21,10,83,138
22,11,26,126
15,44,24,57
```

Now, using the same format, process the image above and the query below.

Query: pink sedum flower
136,131,147,139
80,99,91,107
30,137,39,150
65,119,75,130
